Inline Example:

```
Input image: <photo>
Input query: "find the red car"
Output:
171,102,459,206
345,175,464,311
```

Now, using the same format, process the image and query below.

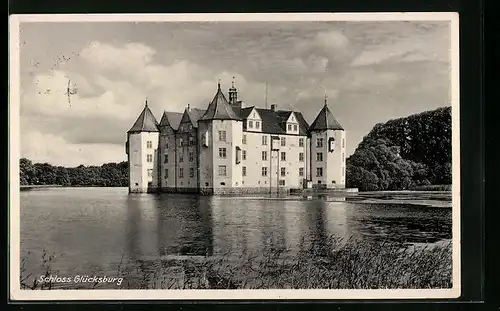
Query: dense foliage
346,106,452,191
19,158,128,187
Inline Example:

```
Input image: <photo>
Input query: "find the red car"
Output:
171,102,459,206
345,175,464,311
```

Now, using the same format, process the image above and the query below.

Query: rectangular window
281,167,286,177
262,135,268,145
179,154,184,163
299,167,304,176
281,137,286,146
317,138,323,148
218,165,227,176
242,166,247,176
342,153,345,162
299,138,304,147
189,137,194,146
164,154,168,163
342,138,345,148
288,124,292,131
165,169,168,178
262,167,268,176
281,152,286,161
242,150,246,160
189,167,194,178
147,141,152,148
256,121,260,128
262,151,268,161
316,152,323,162
219,148,227,158
316,167,323,177
293,124,298,131
165,142,169,149
299,152,304,162
179,138,184,147
242,134,247,144
248,120,253,128
179,168,184,178
279,180,285,186
147,154,153,163
189,152,194,162
147,169,152,177
218,130,226,142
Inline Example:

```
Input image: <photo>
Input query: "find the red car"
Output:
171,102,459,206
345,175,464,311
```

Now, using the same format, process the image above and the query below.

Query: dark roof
240,106,254,119
159,111,183,130
128,104,159,133
309,104,344,131
199,84,242,121
187,108,206,127
253,108,310,136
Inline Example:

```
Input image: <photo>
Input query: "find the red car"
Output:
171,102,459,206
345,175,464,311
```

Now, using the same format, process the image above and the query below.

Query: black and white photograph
9,13,460,300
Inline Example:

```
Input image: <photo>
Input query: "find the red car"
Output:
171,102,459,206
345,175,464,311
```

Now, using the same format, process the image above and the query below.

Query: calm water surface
20,187,451,285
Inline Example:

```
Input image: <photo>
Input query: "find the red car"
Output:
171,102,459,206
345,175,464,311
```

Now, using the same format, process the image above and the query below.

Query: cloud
21,130,126,167
350,23,450,66
18,21,451,165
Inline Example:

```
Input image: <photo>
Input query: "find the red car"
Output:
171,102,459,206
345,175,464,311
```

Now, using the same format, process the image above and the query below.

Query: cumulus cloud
18,21,452,166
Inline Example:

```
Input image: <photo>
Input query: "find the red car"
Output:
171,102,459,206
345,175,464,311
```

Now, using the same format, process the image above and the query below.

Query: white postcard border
9,12,461,301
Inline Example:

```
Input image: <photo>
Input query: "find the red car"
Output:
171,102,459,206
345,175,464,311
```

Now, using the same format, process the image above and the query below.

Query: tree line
346,106,452,191
20,106,451,191
19,158,128,187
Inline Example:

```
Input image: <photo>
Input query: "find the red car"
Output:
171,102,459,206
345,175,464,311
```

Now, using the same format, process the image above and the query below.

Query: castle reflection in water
124,194,350,262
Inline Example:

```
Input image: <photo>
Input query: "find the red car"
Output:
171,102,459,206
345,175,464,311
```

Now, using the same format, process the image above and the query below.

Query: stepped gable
199,83,242,121
128,101,159,133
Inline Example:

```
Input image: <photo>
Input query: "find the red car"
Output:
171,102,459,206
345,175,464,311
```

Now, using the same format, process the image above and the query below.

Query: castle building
125,82,346,195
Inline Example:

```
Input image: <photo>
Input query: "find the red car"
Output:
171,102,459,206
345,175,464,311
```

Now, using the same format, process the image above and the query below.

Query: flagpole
265,82,268,109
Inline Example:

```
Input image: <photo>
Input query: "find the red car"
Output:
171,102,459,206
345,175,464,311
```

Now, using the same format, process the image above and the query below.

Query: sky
18,19,451,167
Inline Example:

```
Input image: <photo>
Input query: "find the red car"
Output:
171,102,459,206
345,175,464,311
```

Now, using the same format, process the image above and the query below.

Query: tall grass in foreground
20,237,452,290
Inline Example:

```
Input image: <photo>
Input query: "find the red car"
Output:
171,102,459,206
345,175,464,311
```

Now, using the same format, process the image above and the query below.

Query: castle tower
309,95,346,188
228,76,243,115
228,77,238,104
126,100,160,193
197,82,243,195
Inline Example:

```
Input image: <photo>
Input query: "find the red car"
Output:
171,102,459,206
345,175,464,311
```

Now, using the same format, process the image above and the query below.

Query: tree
346,106,452,191
19,159,129,187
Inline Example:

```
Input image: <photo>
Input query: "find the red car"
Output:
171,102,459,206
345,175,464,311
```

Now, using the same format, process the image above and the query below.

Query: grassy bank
20,237,452,290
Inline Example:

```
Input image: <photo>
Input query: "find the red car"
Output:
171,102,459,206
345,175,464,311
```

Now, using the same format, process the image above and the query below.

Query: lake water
19,187,452,289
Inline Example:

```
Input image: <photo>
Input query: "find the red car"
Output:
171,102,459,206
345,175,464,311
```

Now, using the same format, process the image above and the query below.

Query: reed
20,237,452,290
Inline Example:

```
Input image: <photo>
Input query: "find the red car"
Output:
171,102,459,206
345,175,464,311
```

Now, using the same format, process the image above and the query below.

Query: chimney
271,104,277,111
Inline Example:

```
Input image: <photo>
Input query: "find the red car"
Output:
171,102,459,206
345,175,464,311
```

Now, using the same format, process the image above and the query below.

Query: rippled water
19,187,452,288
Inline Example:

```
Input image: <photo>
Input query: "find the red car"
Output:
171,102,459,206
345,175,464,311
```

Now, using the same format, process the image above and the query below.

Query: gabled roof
128,103,159,133
240,106,255,119
199,83,242,121
187,108,206,127
159,111,183,131
253,108,310,136
309,103,344,131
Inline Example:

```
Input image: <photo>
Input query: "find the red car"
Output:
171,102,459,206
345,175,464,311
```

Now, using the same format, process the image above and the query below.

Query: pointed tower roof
127,100,159,133
199,82,242,121
309,95,344,131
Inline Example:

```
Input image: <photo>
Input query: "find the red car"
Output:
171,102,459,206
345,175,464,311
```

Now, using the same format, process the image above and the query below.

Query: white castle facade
125,82,346,195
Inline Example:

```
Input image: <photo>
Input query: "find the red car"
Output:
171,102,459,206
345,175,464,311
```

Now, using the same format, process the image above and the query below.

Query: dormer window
288,124,292,131
248,121,253,128
256,121,260,129
293,124,298,131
